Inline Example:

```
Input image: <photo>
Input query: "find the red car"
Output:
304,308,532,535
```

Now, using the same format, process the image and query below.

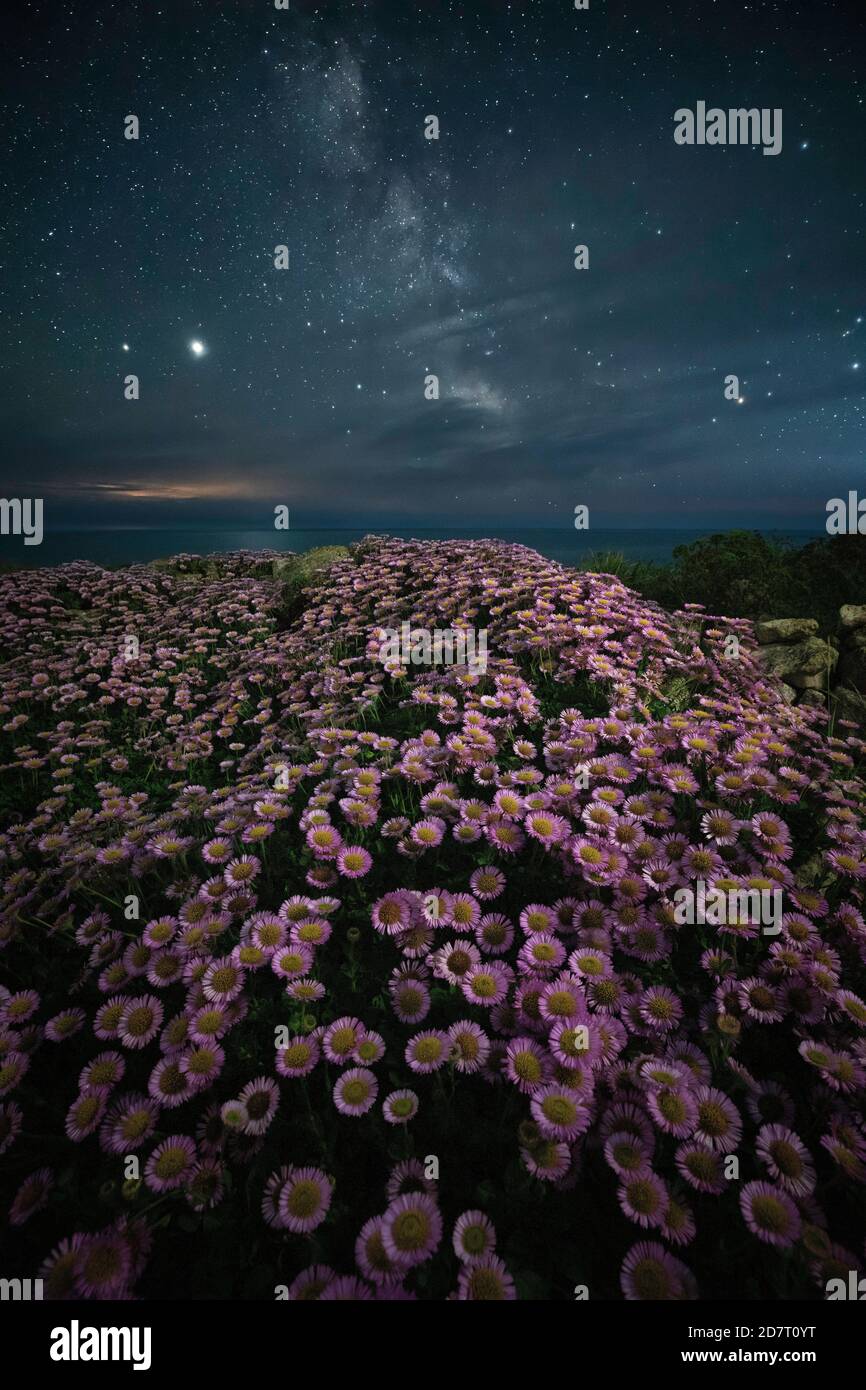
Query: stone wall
754,608,866,725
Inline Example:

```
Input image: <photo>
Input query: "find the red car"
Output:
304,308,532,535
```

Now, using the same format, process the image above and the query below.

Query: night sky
1,0,865,533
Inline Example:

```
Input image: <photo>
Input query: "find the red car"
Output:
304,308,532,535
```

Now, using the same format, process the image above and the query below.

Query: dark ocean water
1,526,821,570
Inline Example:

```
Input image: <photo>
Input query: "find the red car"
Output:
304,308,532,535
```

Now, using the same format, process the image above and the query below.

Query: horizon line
27,523,827,535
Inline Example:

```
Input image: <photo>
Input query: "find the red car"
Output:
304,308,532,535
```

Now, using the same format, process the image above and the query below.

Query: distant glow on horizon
88,480,243,500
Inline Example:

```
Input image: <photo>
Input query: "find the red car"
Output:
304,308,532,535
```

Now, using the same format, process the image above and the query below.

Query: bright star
122,344,129,352
190,340,206,357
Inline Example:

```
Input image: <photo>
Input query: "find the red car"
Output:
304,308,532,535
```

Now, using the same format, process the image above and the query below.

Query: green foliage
580,532,866,632
272,546,351,627
575,550,673,600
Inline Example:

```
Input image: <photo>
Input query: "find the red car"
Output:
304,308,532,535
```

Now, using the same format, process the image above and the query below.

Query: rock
791,671,828,691
839,604,866,631
836,645,866,692
798,690,826,707
754,618,818,644
831,685,866,728
779,683,798,704
758,637,838,687
847,628,866,650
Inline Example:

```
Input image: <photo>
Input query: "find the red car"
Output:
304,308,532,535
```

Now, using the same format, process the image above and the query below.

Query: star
190,341,206,357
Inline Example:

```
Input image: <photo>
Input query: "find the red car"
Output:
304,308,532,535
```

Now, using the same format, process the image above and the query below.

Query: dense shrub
583,532,866,633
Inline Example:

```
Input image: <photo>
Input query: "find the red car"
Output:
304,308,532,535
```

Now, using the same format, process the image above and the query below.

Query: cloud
450,378,510,415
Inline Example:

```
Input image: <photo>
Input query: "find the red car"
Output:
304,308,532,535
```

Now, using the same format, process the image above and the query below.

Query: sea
1,527,822,570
